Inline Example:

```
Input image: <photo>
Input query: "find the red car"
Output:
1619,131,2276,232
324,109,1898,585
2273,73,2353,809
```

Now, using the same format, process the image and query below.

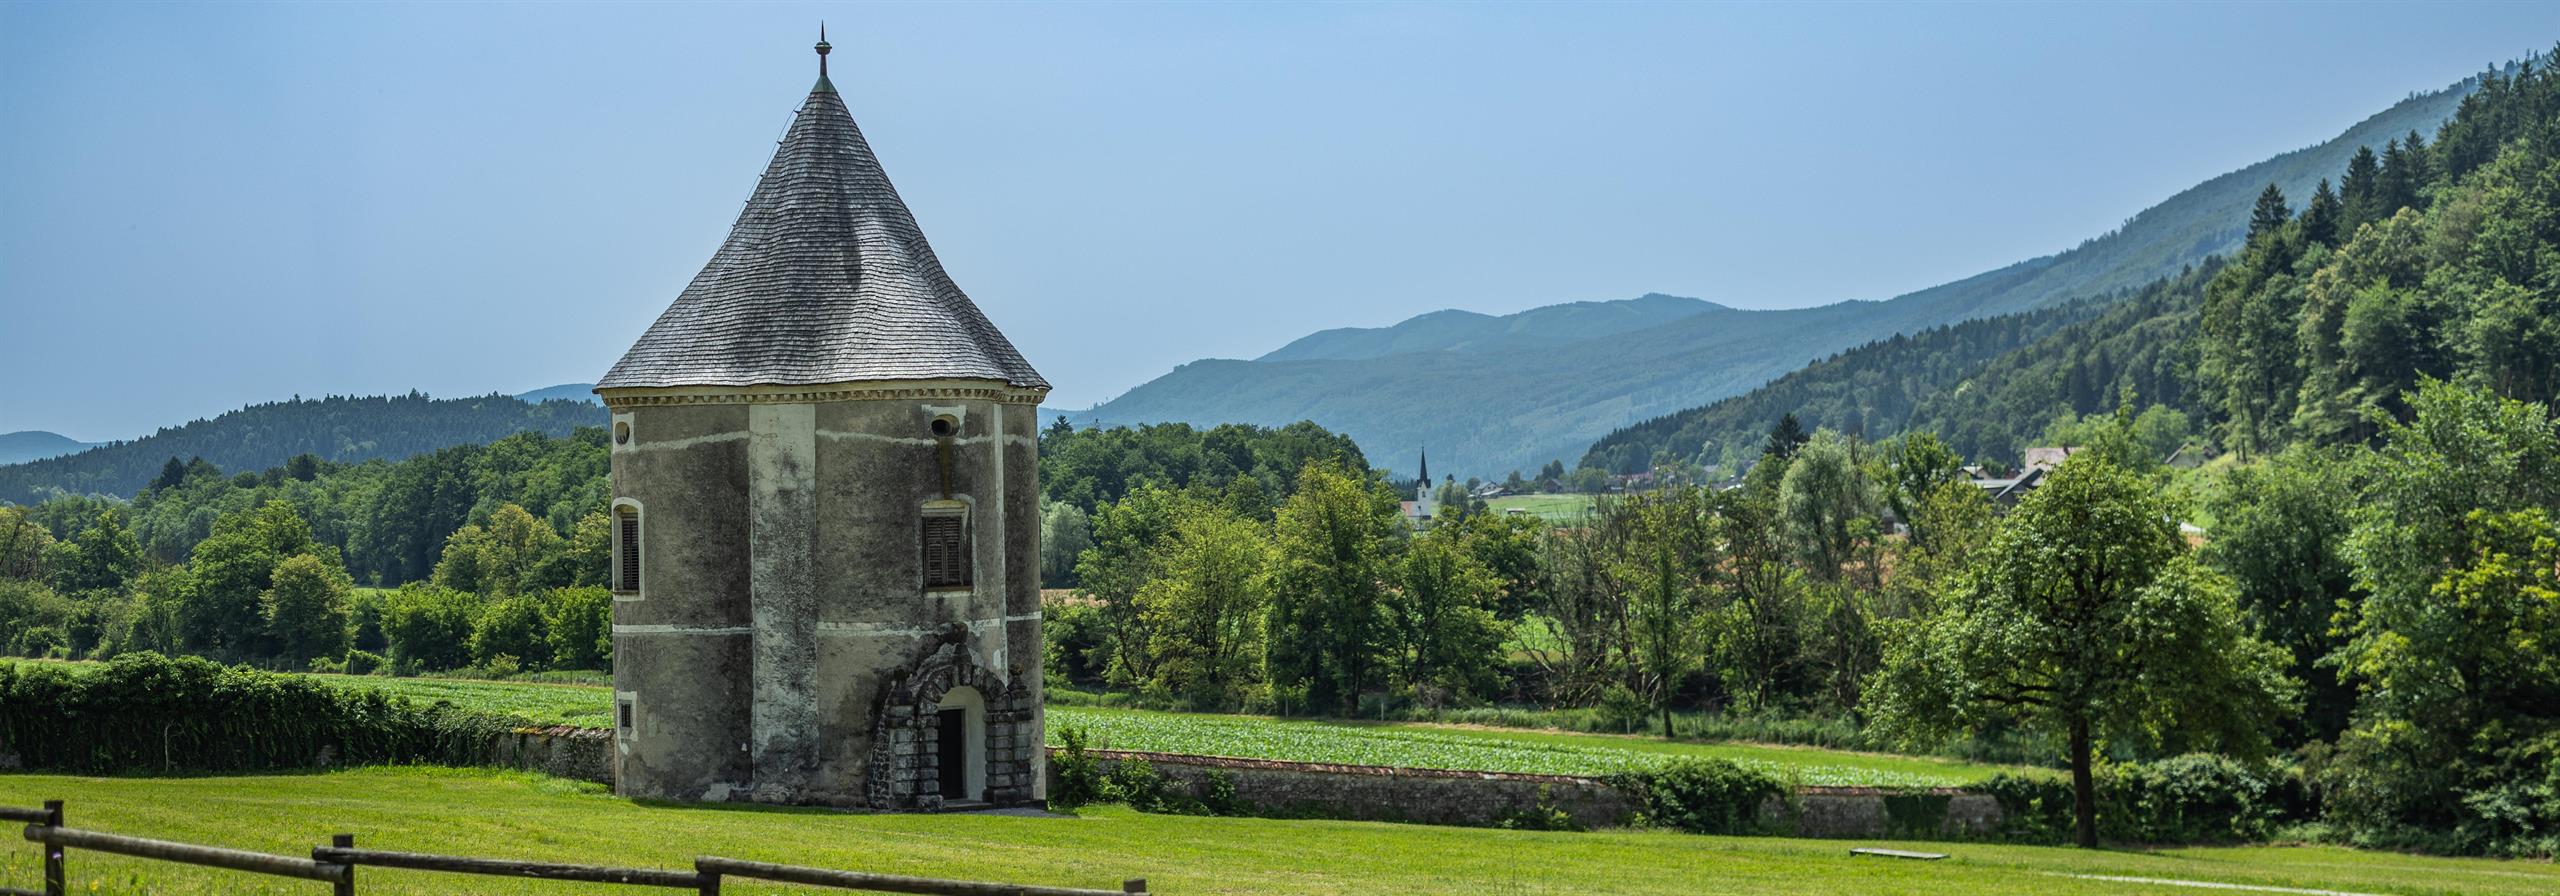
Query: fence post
40,800,63,896
329,834,355,896
1123,878,1147,894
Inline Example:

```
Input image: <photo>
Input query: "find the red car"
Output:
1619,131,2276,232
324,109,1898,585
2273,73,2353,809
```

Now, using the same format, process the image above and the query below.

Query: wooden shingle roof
597,63,1046,393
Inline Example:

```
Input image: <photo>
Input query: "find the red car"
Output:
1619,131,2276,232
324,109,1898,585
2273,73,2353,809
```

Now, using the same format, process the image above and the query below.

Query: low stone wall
1065,749,1638,829
485,729,2005,840
1058,749,2005,838
1772,788,2004,839
483,726,613,785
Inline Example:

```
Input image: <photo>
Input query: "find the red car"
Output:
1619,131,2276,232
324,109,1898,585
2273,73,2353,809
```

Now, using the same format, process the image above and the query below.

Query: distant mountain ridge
0,392,606,504
1068,74,2479,476
1258,294,1722,362
0,431,100,466
515,383,603,405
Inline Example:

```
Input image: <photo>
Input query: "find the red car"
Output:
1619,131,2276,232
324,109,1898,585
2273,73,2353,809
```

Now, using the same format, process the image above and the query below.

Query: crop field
13,661,2019,784
0,767,2549,896
320,674,2022,786
1049,707,2016,787
1486,493,1599,522
315,673,617,728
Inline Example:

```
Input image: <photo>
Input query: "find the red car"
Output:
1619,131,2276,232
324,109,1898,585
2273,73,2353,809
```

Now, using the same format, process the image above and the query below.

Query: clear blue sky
3,1,2552,441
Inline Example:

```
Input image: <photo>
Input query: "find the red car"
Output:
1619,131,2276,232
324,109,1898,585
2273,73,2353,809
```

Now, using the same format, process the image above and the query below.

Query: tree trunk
1660,704,1674,740
2069,716,2097,849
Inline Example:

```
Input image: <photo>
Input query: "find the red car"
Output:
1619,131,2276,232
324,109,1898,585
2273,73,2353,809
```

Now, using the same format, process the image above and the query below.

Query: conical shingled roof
597,74,1047,393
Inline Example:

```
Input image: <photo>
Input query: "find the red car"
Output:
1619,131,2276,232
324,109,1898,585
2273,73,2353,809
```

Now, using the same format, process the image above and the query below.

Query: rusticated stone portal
866,627,1038,809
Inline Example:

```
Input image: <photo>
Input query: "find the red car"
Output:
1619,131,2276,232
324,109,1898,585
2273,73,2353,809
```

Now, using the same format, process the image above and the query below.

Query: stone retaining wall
1066,749,1639,829
484,726,613,784
490,728,2004,839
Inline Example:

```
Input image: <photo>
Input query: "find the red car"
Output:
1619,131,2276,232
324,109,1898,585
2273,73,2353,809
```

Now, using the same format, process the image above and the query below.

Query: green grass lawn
1485,493,1599,522
0,767,2548,896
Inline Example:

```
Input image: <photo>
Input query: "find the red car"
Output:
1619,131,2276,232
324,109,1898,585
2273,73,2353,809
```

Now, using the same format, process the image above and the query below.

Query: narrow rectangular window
615,507,641,593
922,513,969,588
618,699,634,731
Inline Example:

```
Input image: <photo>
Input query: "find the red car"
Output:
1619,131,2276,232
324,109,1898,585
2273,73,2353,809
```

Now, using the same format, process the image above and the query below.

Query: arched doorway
936,686,987,802
864,633,1037,810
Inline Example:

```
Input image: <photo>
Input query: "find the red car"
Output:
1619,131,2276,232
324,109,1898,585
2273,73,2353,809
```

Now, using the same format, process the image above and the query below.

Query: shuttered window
922,513,969,588
615,507,641,593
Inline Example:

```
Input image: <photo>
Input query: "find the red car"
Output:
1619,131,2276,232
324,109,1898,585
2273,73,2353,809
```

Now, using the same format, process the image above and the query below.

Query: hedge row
0,652,520,773
1978,753,2290,844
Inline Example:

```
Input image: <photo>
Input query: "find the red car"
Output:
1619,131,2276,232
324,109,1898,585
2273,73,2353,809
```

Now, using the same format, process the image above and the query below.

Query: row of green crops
310,674,615,728
1046,707,1982,788
3,659,2006,786
0,653,521,774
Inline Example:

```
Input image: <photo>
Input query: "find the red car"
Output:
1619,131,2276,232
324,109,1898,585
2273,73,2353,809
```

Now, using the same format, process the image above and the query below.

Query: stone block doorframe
864,626,1038,809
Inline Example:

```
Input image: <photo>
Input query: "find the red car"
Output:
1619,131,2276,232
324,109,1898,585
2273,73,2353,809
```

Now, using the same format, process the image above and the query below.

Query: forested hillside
1075,72,2481,477
1591,57,2560,472
0,393,606,505
1586,265,2219,472
1581,295,2113,472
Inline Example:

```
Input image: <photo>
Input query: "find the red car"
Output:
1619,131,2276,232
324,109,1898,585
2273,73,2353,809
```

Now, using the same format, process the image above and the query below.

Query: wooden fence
6,800,1146,896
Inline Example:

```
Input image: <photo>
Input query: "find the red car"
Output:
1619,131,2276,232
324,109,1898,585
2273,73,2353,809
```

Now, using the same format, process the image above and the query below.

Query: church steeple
1417,447,1430,489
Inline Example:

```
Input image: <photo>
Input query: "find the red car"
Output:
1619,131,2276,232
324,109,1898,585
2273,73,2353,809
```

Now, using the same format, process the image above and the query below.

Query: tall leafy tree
1868,457,2292,847
2200,445,2362,743
262,551,352,664
1266,462,1402,716
50,511,144,594
1134,501,1273,708
1777,431,1876,582
1388,527,1508,704
2325,382,2560,845
1610,488,1714,734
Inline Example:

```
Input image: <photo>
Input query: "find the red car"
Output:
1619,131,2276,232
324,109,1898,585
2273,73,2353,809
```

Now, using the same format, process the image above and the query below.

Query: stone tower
593,33,1049,810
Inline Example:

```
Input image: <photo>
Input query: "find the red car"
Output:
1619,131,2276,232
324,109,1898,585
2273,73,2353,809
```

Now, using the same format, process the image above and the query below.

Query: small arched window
921,505,970,590
613,504,642,593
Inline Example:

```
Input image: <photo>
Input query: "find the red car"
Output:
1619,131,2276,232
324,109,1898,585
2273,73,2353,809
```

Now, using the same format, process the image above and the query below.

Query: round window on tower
930,416,957,438
613,421,632,445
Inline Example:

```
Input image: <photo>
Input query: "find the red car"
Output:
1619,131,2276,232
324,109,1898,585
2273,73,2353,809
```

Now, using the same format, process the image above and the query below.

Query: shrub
1049,724,1109,808
2109,753,2280,843
1609,758,1783,835
1980,754,2283,845
0,651,518,773
343,649,387,676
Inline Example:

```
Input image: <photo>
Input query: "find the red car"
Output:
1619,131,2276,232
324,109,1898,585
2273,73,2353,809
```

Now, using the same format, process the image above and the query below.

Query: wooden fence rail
6,800,1150,896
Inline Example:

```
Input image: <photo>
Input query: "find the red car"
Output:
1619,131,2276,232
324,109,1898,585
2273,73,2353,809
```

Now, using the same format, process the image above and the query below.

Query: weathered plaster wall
607,387,1044,810
609,402,753,802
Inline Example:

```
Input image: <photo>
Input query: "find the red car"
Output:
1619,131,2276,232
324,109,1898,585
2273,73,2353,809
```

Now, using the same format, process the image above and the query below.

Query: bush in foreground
0,651,517,773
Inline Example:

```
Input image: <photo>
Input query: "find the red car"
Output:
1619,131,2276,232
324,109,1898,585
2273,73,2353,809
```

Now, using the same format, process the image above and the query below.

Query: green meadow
0,767,2548,896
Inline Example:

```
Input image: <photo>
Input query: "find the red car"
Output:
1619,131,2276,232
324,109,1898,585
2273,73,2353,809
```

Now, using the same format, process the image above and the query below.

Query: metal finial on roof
812,24,837,93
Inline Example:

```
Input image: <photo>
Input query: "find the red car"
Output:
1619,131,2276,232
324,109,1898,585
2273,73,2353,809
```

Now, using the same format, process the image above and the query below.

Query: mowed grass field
0,767,2550,896
1486,493,1599,522
298,674,2022,785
